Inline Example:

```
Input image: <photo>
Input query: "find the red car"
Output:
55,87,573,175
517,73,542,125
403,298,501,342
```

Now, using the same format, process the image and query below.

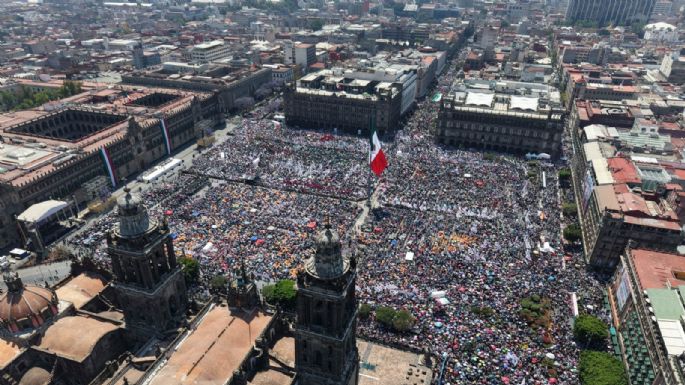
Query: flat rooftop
0,143,54,167
632,249,685,290
147,306,272,385
249,338,432,385
194,40,225,50
55,272,107,309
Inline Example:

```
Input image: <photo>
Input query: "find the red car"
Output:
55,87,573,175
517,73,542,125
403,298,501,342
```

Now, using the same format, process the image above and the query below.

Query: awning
17,200,68,223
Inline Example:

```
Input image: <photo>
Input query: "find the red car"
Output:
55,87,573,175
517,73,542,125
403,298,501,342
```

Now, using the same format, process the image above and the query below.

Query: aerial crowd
63,60,607,385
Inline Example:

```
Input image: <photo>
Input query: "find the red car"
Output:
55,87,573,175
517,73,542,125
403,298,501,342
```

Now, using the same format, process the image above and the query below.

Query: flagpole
367,115,374,209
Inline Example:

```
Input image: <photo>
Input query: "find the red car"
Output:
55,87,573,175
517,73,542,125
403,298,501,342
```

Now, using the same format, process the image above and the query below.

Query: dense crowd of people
189,119,370,199
60,56,609,385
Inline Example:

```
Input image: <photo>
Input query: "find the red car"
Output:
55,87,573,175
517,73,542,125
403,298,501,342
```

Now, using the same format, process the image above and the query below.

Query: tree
574,314,608,347
234,96,255,111
562,202,578,217
598,29,611,36
274,279,296,307
579,350,628,385
519,295,552,328
179,257,200,284
375,306,396,328
309,19,324,31
558,168,571,181
210,275,228,292
254,84,272,100
262,279,296,309
359,303,372,319
48,244,72,261
563,224,582,243
630,22,646,38
392,309,415,332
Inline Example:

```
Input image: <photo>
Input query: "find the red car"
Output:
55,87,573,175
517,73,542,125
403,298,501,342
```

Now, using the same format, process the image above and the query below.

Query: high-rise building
294,43,316,71
565,0,656,26
294,224,359,385
660,49,685,85
107,187,187,339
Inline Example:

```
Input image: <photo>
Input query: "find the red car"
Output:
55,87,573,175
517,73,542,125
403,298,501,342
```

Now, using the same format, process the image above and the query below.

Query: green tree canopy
579,350,628,385
562,202,578,217
375,306,396,327
574,314,608,347
179,256,200,284
309,19,324,31
262,279,296,309
392,309,416,332
563,224,582,242
210,275,228,292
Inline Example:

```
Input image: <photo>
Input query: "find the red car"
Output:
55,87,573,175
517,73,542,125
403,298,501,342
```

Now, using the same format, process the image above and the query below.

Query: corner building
437,91,565,158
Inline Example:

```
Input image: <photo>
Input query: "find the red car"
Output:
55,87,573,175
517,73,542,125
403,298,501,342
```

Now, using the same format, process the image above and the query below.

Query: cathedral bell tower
294,223,359,385
107,188,187,338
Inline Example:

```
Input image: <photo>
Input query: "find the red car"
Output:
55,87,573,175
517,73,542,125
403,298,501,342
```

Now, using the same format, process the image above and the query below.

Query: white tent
405,251,415,261
17,200,68,223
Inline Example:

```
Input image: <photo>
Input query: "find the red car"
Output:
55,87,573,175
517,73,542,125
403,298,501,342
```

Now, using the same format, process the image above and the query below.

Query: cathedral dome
116,187,144,215
19,367,52,385
0,274,58,333
116,187,155,238
314,225,341,249
305,224,349,280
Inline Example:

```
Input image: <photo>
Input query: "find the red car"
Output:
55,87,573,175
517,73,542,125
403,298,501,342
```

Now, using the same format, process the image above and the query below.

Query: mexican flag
369,127,387,177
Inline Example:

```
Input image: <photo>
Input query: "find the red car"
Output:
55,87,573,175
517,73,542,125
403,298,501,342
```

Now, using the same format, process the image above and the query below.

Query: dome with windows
0,273,58,333
305,224,349,280
115,187,155,238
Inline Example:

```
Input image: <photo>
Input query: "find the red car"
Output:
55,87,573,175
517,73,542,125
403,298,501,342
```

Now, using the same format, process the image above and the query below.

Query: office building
294,43,317,71
565,0,656,26
190,40,231,64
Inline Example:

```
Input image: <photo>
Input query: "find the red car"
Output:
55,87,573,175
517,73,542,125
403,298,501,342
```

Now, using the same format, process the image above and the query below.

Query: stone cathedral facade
106,187,187,339
294,224,360,385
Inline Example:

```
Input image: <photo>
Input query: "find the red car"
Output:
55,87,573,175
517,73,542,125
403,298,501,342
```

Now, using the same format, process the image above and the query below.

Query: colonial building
294,224,359,385
0,84,223,250
437,87,565,158
107,187,187,339
284,71,402,135
0,271,126,385
122,66,273,112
